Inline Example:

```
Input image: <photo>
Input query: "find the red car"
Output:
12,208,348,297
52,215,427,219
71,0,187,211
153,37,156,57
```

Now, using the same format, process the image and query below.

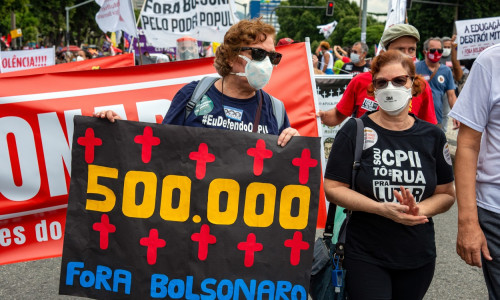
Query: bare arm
324,179,429,226
317,107,348,127
333,46,345,60
451,35,464,82
417,182,455,218
455,124,492,267
447,89,457,108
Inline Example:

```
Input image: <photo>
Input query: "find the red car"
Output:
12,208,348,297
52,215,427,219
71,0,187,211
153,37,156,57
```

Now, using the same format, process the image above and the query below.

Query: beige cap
381,24,420,50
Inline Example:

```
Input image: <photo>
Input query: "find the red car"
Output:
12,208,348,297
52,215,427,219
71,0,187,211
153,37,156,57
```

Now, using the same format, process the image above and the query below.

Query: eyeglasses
240,47,282,65
428,48,444,54
372,75,412,89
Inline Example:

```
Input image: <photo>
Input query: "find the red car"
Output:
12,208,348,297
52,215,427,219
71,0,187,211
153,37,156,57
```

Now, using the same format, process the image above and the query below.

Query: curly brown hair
366,50,424,97
214,18,276,77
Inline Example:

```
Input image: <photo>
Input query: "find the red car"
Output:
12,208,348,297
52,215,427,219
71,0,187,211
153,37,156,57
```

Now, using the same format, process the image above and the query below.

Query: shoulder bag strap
185,77,219,120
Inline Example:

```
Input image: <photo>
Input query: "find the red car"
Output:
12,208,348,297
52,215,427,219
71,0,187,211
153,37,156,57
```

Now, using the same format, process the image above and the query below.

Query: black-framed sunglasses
372,75,413,89
240,47,282,65
429,48,444,54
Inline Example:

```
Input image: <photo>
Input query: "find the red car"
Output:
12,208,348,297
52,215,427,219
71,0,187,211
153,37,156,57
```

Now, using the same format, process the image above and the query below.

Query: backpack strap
185,77,219,120
270,95,285,130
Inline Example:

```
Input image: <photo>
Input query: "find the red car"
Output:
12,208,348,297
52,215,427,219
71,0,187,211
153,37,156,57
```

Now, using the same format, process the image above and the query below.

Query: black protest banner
59,116,321,299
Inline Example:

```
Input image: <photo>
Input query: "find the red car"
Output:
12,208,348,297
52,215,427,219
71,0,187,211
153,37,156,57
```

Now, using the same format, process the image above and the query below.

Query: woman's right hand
93,110,122,123
380,202,429,226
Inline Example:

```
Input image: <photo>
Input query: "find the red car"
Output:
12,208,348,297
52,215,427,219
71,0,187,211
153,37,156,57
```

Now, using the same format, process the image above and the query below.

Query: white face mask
350,53,360,64
374,82,412,116
231,55,274,90
442,48,451,57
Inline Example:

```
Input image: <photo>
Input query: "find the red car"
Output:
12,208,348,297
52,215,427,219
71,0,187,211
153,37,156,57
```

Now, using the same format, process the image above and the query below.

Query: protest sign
0,43,322,265
456,16,500,60
140,0,239,47
0,48,55,73
59,116,320,299
0,53,135,78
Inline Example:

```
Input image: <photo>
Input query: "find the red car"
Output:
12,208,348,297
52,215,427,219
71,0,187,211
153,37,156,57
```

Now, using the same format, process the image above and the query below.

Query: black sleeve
162,81,198,125
324,118,357,185
435,130,455,185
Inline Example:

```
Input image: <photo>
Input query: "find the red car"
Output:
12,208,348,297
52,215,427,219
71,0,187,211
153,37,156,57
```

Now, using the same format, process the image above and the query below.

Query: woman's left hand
393,185,420,216
277,127,300,147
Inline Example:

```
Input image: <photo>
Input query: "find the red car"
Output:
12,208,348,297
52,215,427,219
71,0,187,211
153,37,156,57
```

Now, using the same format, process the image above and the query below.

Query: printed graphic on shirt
345,64,353,71
437,75,445,84
224,105,243,121
193,95,214,116
443,142,452,165
372,147,426,202
201,114,270,134
363,127,378,150
361,98,379,112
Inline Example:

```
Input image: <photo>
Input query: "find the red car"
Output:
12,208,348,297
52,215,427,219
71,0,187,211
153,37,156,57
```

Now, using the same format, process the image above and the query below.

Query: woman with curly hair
324,50,455,300
162,18,299,146
95,18,299,146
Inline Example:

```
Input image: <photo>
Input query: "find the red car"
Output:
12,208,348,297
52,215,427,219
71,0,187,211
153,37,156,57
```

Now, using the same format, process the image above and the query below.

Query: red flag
7,33,12,45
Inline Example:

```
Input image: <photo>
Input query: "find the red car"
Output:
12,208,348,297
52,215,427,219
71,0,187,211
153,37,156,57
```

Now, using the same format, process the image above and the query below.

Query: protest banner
140,0,239,47
59,116,320,299
0,42,322,265
0,48,55,73
456,16,500,60
0,53,135,78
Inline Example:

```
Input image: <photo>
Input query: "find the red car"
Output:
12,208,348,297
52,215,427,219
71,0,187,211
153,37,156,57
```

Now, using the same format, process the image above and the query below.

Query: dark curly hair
367,50,424,98
214,18,276,77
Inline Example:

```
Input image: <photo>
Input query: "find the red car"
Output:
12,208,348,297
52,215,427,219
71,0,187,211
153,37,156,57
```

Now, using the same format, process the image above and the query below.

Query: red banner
0,43,322,265
0,53,135,78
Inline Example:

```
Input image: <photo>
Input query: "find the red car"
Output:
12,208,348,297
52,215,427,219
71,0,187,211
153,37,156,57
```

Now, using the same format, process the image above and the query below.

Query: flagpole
129,0,145,54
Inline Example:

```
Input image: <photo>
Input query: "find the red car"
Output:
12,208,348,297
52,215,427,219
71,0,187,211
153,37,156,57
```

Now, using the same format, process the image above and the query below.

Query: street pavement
0,122,489,299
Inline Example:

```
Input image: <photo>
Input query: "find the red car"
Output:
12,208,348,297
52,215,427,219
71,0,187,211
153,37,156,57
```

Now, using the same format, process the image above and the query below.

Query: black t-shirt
325,112,454,269
341,62,370,76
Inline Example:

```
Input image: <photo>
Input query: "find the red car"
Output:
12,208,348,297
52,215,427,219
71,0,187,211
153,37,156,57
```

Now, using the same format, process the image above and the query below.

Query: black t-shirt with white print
325,112,454,269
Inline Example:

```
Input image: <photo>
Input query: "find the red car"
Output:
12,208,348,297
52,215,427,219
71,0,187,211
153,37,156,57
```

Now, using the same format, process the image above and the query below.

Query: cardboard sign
59,116,321,299
456,16,500,60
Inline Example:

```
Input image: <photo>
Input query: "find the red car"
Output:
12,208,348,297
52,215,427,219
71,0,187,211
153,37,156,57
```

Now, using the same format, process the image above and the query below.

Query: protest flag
95,0,138,37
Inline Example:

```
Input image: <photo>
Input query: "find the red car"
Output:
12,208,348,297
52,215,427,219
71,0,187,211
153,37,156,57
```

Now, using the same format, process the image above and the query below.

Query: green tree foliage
343,24,384,57
276,0,383,52
408,0,500,53
0,0,103,49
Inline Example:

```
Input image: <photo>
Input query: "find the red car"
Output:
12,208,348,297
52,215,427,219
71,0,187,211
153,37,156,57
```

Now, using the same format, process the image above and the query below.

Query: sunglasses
240,47,282,65
372,75,412,89
428,48,444,54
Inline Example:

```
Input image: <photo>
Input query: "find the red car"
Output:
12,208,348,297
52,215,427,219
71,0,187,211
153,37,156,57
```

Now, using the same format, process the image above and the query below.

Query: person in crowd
333,45,351,74
94,18,299,147
415,37,457,131
450,43,500,299
318,24,437,126
340,41,370,75
439,35,463,132
318,41,334,74
312,54,324,74
324,50,455,300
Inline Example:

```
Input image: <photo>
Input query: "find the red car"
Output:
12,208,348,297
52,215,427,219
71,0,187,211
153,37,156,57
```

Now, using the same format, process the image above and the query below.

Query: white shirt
449,43,500,213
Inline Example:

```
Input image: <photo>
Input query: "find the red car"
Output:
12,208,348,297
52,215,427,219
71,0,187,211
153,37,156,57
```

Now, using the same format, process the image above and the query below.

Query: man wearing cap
318,24,437,126
416,37,457,131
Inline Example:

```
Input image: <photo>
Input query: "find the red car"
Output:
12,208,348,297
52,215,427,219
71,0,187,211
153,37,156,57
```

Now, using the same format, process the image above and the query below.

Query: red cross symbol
77,128,102,163
134,126,160,163
140,229,166,265
284,231,310,266
292,149,318,184
237,233,263,267
247,139,273,176
92,214,116,250
191,224,217,260
189,143,215,180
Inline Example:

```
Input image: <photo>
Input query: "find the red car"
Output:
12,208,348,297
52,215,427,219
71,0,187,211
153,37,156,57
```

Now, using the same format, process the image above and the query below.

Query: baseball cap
277,38,294,46
380,24,420,50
